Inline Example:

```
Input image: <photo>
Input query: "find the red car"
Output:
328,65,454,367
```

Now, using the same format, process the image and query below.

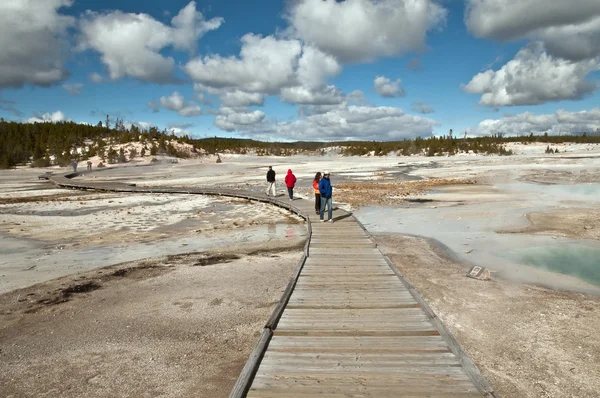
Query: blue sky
1,0,599,141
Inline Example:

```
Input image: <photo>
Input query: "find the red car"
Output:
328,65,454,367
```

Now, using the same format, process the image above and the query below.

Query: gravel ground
0,244,301,398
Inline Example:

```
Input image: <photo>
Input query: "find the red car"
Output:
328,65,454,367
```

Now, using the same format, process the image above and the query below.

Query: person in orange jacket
312,172,322,215
284,169,297,201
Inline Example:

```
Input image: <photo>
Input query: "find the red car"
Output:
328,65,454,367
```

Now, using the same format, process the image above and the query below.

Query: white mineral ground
1,141,599,397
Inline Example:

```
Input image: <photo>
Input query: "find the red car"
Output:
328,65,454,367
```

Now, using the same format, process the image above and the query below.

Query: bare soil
335,178,475,207
376,234,600,398
0,244,301,398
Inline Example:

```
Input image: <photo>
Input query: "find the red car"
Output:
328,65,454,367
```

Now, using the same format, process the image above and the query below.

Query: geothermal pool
356,180,600,294
502,243,600,287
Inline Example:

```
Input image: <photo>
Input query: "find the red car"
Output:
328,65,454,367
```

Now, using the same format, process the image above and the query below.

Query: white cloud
470,108,600,136
187,34,347,106
280,85,345,105
214,107,265,132
214,103,438,141
286,0,447,63
296,45,342,87
149,91,202,116
62,83,84,95
220,90,265,107
79,1,223,83
166,122,194,136
123,121,154,131
347,90,367,104
27,110,67,123
89,73,104,83
412,101,435,114
465,0,600,61
185,34,302,93
374,76,405,98
0,0,74,88
535,17,600,61
463,43,600,106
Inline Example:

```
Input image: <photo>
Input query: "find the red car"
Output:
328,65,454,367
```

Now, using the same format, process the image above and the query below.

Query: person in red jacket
284,169,297,201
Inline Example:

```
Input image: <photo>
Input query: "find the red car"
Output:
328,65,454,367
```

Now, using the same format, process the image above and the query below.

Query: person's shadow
332,212,353,222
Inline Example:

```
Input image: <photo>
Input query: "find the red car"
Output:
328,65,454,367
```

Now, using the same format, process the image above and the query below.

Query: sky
1,0,600,141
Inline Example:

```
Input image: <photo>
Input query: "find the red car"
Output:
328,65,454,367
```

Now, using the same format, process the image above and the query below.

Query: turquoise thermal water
503,243,600,286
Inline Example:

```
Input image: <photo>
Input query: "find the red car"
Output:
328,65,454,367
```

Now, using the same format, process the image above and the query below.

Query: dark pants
314,194,321,213
287,187,294,199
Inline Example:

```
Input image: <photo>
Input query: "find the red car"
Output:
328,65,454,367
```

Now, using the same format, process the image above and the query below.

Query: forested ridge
0,118,194,169
1,117,600,169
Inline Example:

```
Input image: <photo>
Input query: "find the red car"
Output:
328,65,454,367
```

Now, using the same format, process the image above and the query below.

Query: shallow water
501,243,600,287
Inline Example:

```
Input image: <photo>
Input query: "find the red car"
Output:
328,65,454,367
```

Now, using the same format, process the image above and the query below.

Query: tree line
1,117,600,169
0,118,194,169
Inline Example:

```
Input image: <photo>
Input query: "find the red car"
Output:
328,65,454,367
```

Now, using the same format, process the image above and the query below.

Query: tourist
266,166,276,196
87,161,92,171
71,160,77,173
319,171,333,222
312,172,322,215
284,169,297,201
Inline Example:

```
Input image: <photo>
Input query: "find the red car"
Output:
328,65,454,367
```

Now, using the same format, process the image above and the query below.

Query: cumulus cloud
296,45,342,87
412,101,435,114
214,107,266,132
215,103,438,141
62,83,84,95
220,90,264,107
280,85,345,105
187,34,345,106
286,0,447,63
186,34,302,93
374,76,405,98
27,110,67,123
149,91,202,116
463,43,600,106
167,122,194,136
79,1,223,83
535,17,600,61
0,0,74,88
470,108,600,136
347,90,367,104
465,0,600,61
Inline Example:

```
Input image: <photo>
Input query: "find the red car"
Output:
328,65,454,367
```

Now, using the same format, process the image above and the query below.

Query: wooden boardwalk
47,173,494,398
244,199,490,398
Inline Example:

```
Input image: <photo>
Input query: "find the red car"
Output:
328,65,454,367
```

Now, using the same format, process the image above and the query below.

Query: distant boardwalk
48,173,494,398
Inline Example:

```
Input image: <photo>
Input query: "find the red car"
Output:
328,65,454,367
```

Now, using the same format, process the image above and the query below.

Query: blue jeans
287,187,294,199
320,196,332,220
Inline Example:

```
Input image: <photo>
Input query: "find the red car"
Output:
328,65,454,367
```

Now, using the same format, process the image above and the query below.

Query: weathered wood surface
47,173,494,397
